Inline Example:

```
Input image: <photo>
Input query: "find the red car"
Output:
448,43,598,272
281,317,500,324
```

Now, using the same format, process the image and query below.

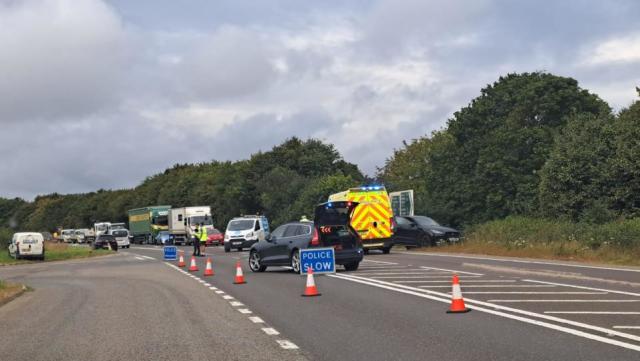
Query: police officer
193,224,201,256
199,223,208,255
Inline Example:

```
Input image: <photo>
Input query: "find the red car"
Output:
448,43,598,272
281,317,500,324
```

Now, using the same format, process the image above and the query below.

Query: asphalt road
127,244,640,361
0,253,307,361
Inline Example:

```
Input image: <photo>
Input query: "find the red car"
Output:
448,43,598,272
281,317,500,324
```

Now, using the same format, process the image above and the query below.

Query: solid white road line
459,292,607,295
357,272,458,276
230,301,244,307
545,312,640,315
418,285,557,288
523,279,640,297
134,256,145,260
399,252,640,273
139,255,155,260
420,266,484,276
487,299,640,303
262,328,280,335
276,340,299,350
249,317,265,323
372,275,482,279
614,326,640,329
331,273,640,345
238,309,253,314
395,279,517,283
362,259,398,265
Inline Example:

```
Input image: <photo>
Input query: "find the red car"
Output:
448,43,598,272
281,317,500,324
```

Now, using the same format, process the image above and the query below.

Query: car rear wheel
249,251,267,272
344,262,360,271
291,250,300,273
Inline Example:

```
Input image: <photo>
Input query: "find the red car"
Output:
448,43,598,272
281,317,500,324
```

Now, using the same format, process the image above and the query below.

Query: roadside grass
0,279,26,305
0,242,112,266
415,216,640,267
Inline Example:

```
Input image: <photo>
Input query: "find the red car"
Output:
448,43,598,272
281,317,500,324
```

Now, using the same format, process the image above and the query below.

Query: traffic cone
178,251,186,267
447,274,470,313
301,267,321,297
203,257,214,276
233,260,246,284
188,256,199,272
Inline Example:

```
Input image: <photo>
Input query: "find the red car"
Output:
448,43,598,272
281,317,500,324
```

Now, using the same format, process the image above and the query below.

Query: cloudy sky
2,0,639,199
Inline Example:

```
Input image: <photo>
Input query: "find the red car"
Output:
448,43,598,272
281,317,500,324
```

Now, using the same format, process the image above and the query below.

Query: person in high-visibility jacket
199,223,208,254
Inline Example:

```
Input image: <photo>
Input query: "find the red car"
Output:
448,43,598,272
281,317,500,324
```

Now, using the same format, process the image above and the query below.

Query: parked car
8,232,45,260
392,216,461,247
40,232,53,242
155,231,174,245
61,229,75,243
110,229,130,249
74,229,94,244
206,228,224,246
93,234,118,251
248,201,364,273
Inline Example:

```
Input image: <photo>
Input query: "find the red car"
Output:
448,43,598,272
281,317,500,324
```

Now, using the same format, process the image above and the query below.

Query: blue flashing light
327,202,333,208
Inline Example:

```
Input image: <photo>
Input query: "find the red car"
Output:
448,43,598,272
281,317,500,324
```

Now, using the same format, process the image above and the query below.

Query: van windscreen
228,220,254,231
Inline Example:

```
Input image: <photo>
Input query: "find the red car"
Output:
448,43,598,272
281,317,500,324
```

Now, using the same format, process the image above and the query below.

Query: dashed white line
249,317,265,323
230,301,244,307
262,327,280,335
209,286,218,290
203,282,211,287
276,340,299,350
215,290,225,294
238,308,253,314
222,295,234,300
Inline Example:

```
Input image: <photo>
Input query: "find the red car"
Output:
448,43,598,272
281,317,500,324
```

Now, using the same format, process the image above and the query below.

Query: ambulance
328,186,395,254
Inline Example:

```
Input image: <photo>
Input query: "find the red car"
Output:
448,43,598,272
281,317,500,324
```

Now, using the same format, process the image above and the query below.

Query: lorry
94,222,111,237
168,206,213,245
328,185,395,254
128,206,171,244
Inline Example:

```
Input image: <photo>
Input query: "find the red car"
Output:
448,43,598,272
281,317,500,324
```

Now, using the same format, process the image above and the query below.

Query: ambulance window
178,215,183,221
254,221,260,231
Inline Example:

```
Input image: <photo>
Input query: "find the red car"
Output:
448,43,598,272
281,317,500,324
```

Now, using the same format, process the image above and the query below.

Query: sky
1,0,639,200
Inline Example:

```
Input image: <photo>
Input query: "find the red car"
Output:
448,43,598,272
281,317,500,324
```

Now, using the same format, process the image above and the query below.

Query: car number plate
233,242,242,245
448,237,460,242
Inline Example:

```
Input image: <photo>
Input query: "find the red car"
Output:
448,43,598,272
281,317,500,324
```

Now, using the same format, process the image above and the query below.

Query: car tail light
310,228,320,246
390,217,396,231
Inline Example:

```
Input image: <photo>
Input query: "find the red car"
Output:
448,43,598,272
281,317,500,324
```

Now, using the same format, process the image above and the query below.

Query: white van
110,229,130,249
8,232,45,260
224,216,270,252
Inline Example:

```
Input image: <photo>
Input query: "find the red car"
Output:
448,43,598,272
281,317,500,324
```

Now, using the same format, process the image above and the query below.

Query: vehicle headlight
431,230,444,235
246,232,254,238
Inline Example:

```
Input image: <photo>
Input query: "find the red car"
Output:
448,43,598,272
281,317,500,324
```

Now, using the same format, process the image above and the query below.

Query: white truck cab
224,215,270,252
94,222,111,237
8,232,45,260
168,206,213,245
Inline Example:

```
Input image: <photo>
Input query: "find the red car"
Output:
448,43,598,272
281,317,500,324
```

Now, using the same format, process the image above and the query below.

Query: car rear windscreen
112,230,128,237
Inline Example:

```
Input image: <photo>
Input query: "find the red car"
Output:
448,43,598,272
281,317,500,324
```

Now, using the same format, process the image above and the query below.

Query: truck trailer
168,206,213,245
128,206,171,244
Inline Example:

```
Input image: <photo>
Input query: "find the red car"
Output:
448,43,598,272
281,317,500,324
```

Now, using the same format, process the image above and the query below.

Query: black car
393,216,461,247
93,234,118,251
248,201,364,273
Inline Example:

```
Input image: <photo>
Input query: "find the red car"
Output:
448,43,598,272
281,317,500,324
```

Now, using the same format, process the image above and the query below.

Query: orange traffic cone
178,251,186,267
203,257,214,276
301,267,321,297
233,260,246,284
188,256,199,272
447,274,470,313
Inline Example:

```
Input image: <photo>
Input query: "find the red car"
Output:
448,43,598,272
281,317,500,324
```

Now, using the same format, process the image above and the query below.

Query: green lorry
128,206,171,244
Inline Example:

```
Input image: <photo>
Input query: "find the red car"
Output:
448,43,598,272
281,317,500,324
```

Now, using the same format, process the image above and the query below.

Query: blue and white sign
163,246,177,261
300,247,335,275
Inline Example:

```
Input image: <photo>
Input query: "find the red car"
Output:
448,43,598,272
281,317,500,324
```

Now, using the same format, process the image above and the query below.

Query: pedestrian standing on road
193,224,201,257
199,223,208,256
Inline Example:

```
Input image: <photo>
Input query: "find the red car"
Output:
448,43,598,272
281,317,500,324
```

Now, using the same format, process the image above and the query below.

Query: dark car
248,201,364,273
393,216,461,247
93,234,118,251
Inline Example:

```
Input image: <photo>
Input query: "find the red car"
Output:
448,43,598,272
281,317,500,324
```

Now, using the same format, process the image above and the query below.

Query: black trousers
193,238,200,256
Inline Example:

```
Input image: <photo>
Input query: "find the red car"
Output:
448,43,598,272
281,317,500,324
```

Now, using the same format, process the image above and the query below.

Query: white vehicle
224,215,270,253
110,229,130,249
8,232,45,260
94,222,111,236
168,206,213,245
110,223,126,231
74,229,95,244
61,229,75,243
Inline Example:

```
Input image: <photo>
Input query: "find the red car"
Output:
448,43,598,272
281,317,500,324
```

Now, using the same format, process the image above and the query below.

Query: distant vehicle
110,229,130,249
40,232,53,242
224,215,270,252
61,229,75,243
155,231,174,245
328,186,395,254
110,223,126,231
128,206,171,244
248,201,363,273
206,228,224,246
8,232,45,260
393,216,461,247
94,222,111,237
93,234,117,251
168,206,213,245
74,229,95,244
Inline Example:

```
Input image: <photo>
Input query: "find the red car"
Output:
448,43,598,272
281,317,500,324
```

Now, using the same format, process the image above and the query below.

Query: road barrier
204,257,214,276
447,274,470,313
233,260,246,284
188,256,199,272
302,267,321,297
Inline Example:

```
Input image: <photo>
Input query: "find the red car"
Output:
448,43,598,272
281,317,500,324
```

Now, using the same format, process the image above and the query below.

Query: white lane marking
356,271,454,276
362,259,398,265
215,290,225,294
238,308,253,314
372,275,482,279
488,299,640,303
249,317,265,323
545,312,640,315
222,295,234,300
459,292,607,295
198,279,206,283
276,340,299,350
396,280,517,283
203,283,211,287
417,285,557,288
331,273,640,344
134,256,145,260
399,252,640,273
140,255,155,260
523,279,640,297
262,327,280,335
230,301,244,307
420,266,484,276
209,286,218,290
614,326,640,329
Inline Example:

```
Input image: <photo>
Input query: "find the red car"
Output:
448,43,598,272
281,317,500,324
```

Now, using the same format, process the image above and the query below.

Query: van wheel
291,250,300,273
224,245,230,253
344,262,360,271
238,247,243,252
363,249,370,255
249,251,266,272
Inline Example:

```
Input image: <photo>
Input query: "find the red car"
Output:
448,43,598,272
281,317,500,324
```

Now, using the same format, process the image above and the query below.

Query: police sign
163,246,177,261
300,247,335,275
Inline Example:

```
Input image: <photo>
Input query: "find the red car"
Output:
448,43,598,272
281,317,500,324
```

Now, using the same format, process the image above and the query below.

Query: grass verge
0,280,27,306
0,242,112,266
414,216,640,267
